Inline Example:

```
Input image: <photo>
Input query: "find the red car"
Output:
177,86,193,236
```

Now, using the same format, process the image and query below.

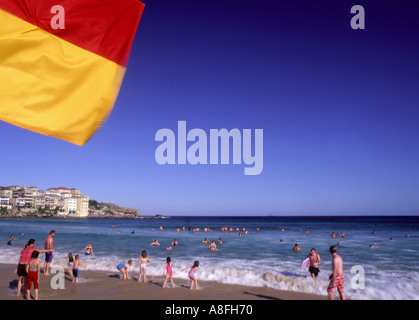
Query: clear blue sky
1,0,419,216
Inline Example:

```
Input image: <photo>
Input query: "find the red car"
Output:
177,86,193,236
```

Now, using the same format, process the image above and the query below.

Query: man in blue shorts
44,230,56,275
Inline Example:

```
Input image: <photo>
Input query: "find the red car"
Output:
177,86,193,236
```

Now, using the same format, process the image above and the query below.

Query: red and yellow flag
0,0,145,145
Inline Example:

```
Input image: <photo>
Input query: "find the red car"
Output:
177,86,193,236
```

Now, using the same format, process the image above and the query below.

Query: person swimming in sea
150,240,160,246
7,235,17,245
83,243,94,256
209,240,217,251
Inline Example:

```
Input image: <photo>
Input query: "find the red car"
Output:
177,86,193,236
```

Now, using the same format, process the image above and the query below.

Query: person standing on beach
182,261,199,290
327,245,346,300
72,255,86,283
162,257,175,288
67,253,74,280
308,248,321,279
15,239,53,297
44,230,55,275
136,250,151,282
25,251,40,300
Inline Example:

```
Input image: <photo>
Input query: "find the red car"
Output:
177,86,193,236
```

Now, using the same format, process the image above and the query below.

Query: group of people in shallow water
10,224,413,300
11,225,219,299
115,250,200,290
12,230,100,300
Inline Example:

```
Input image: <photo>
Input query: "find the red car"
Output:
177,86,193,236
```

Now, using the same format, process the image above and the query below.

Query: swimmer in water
209,240,217,251
83,243,94,256
7,235,17,245
150,240,160,246
293,243,302,251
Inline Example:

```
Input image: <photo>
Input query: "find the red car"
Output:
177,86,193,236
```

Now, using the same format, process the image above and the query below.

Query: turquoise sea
1,216,418,299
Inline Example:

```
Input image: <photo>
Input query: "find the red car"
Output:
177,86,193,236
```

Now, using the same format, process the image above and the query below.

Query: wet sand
0,263,327,300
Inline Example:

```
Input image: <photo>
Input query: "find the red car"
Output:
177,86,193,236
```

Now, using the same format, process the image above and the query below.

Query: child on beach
72,255,86,283
116,260,133,280
182,260,199,290
136,250,151,282
67,253,74,280
162,257,175,288
25,251,40,300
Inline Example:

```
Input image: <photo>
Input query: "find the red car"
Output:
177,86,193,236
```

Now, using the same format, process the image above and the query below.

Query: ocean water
1,216,418,300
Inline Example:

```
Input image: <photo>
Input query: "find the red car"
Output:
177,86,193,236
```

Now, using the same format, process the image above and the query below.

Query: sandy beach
0,263,326,300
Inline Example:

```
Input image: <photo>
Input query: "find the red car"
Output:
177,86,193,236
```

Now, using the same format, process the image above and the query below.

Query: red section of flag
0,0,145,67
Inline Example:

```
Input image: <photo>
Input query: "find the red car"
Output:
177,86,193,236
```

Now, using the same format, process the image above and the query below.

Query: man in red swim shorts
327,245,346,300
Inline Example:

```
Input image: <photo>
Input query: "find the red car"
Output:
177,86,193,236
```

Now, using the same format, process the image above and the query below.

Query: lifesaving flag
0,0,145,145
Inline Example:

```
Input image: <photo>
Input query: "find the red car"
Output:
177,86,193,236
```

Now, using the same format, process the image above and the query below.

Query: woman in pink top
15,239,53,297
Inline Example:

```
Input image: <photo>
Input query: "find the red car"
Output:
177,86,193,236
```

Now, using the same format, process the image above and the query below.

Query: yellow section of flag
0,9,126,145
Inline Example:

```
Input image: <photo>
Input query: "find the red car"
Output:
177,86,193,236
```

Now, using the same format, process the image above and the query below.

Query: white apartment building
64,197,78,215
0,196,10,205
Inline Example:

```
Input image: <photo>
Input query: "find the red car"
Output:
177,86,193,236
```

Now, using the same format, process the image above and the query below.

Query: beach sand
0,263,326,300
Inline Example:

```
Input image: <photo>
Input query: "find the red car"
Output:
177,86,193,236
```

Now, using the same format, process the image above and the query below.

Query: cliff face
88,200,140,217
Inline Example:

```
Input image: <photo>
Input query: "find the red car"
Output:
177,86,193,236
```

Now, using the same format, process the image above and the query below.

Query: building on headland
76,195,90,217
63,197,78,215
48,187,81,197
61,195,89,217
0,185,91,217
1,185,138,218
0,196,10,205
